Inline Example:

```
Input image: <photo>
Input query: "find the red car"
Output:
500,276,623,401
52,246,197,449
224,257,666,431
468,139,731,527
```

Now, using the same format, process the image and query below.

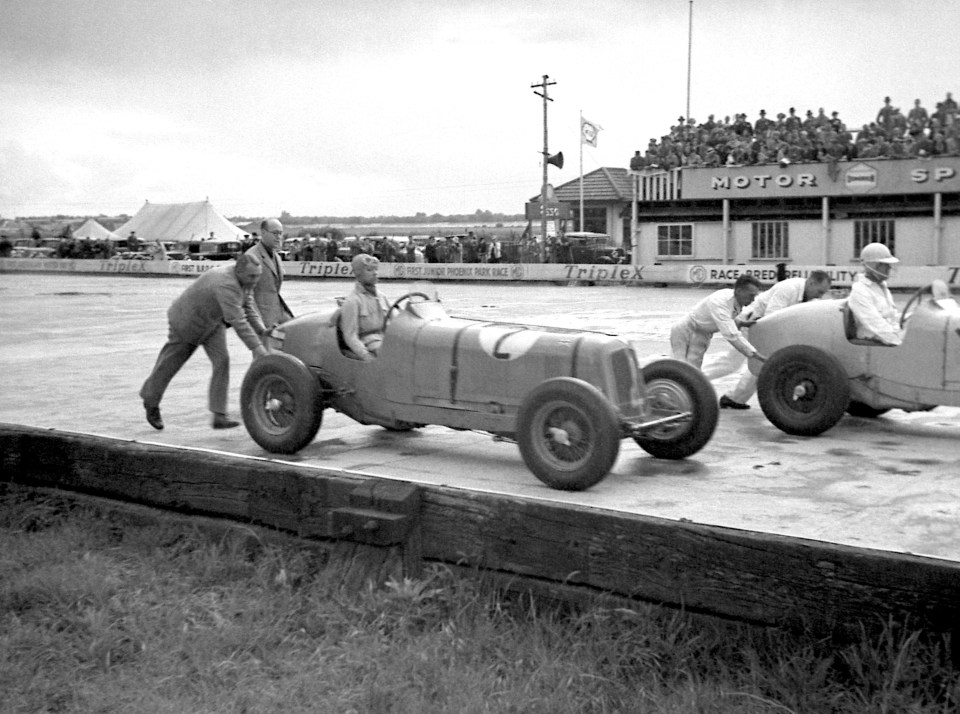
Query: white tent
113,200,249,245
72,218,119,242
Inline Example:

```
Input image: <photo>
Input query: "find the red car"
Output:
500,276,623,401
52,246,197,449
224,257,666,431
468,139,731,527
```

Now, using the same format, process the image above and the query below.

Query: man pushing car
139,253,270,430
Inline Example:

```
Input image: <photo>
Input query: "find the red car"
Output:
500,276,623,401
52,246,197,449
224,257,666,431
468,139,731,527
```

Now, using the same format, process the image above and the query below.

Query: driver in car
848,242,902,345
341,253,390,361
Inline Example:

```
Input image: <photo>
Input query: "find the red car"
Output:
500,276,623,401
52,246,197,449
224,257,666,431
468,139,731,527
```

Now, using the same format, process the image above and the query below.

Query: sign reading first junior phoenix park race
3,257,960,288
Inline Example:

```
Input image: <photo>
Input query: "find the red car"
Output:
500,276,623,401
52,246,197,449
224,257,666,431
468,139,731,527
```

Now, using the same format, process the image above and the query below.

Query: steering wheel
899,285,930,328
383,292,431,330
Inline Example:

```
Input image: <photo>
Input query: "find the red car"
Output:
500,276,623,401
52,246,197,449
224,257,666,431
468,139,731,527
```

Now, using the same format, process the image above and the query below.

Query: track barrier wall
2,257,959,288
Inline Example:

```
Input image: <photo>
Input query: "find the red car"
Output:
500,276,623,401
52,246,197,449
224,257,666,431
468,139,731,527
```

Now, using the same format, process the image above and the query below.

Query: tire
757,346,849,436
846,401,890,418
634,359,718,459
516,377,621,491
241,354,323,454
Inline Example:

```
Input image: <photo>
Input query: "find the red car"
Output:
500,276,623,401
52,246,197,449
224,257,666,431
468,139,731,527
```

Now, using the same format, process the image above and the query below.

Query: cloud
2,0,959,218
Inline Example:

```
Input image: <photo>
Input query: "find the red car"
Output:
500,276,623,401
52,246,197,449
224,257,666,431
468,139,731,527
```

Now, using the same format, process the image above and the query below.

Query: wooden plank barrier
2,423,958,636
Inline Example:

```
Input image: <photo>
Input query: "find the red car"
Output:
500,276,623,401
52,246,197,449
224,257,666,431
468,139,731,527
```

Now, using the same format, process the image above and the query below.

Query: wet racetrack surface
2,273,958,561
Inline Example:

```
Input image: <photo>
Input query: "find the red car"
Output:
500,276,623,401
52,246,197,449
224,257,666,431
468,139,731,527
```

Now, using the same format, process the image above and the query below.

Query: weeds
1,485,957,713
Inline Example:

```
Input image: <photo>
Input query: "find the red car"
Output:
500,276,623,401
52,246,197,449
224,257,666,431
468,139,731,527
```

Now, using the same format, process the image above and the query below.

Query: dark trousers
140,324,229,414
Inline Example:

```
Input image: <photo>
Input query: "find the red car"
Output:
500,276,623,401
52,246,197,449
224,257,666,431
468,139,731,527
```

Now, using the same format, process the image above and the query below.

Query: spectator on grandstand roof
632,91,959,171
754,109,772,135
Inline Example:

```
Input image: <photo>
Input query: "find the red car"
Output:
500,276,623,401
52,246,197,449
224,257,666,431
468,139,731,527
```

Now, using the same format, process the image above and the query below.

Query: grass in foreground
1,485,957,714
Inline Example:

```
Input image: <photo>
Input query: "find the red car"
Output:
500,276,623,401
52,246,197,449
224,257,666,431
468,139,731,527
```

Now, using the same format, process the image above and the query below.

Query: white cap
860,242,899,264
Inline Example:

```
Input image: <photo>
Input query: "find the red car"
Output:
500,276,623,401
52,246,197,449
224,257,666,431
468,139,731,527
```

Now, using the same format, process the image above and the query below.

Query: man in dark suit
140,253,269,430
245,217,293,329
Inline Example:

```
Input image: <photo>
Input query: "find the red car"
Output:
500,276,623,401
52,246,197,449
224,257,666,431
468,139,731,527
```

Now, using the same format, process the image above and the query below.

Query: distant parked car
565,232,622,264
241,287,719,491
747,280,960,436
11,246,55,258
175,240,243,261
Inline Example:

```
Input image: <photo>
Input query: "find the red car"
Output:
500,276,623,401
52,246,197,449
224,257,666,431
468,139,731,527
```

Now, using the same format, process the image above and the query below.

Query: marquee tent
113,200,249,245
72,218,119,242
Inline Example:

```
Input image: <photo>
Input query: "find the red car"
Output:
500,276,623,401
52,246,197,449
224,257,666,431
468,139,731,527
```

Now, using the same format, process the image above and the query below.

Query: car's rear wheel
758,346,849,436
634,359,718,459
241,354,323,454
846,401,890,418
517,378,620,491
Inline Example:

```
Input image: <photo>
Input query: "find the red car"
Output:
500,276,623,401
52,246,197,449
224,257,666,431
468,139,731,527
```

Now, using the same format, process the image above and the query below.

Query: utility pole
531,74,556,262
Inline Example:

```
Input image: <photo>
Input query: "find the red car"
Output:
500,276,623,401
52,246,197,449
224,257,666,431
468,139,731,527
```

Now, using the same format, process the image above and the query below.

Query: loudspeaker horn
546,151,564,169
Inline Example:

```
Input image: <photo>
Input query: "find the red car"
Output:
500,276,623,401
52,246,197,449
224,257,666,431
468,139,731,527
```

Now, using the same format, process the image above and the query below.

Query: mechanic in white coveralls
718,271,833,409
670,274,766,381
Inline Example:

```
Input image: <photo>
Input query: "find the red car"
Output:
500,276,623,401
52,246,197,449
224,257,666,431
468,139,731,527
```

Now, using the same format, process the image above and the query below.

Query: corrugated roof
530,167,632,203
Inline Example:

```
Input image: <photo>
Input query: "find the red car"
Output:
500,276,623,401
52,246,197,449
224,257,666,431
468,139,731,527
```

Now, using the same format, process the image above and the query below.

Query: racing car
240,289,719,491
747,280,960,436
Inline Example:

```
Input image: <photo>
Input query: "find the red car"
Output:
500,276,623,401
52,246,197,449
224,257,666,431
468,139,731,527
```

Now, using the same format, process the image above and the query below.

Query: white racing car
746,280,960,436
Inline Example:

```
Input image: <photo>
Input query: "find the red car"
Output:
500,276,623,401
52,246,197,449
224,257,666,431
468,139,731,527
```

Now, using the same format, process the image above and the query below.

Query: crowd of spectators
285,232,507,264
629,93,959,171
55,238,116,259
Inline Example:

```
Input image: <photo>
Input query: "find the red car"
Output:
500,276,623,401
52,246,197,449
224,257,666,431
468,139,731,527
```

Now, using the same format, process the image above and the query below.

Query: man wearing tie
246,217,294,330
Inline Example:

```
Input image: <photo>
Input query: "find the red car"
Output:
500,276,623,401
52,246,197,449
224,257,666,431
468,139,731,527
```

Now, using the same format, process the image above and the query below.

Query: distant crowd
283,232,506,264
630,93,959,170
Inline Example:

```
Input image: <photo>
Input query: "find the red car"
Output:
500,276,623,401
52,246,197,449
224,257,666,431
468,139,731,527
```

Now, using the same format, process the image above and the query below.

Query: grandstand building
629,156,960,269
556,157,960,273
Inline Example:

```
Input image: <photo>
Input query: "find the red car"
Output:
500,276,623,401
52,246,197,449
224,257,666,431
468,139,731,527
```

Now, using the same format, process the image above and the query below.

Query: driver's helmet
859,242,899,266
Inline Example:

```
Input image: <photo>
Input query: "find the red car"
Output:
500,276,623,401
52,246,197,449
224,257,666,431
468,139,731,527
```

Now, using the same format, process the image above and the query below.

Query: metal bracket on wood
330,480,420,547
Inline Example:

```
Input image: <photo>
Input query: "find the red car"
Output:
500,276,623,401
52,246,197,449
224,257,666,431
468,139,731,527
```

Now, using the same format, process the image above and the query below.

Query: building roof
530,167,632,204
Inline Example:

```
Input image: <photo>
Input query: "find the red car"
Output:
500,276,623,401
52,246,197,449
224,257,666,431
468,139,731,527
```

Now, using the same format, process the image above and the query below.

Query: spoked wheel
757,345,849,436
516,377,620,491
634,359,718,459
241,354,323,454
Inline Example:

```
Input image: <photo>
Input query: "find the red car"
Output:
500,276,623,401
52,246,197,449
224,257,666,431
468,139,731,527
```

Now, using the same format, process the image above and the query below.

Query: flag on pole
580,116,601,147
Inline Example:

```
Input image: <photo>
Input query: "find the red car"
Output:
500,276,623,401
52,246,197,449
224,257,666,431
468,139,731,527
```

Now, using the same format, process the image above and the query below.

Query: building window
657,224,693,256
573,207,607,234
854,219,895,257
751,221,789,259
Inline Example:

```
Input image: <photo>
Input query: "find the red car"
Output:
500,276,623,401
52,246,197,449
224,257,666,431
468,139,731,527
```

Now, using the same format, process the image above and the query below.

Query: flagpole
686,0,693,121
579,111,584,232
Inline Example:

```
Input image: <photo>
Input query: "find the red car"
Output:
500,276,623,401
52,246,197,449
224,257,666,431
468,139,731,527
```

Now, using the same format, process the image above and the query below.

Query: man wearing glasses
246,217,294,331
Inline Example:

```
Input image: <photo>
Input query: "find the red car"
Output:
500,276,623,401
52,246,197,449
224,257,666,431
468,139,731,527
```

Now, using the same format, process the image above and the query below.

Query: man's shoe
212,414,240,429
145,405,164,430
719,395,750,410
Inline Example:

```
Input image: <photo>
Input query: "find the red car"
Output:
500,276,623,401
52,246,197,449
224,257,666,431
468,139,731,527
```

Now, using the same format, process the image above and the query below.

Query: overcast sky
1,0,958,219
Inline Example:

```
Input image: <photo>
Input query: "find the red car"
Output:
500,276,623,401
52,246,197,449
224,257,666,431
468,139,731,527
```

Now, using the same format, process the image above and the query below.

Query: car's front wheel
241,354,323,454
757,346,849,436
634,359,718,459
516,378,621,491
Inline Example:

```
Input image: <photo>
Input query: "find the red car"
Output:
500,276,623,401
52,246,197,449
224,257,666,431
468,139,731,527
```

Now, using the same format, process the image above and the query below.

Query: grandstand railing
639,168,683,201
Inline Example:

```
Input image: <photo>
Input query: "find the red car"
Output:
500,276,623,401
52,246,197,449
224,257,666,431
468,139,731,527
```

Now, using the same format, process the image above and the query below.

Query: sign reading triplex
681,156,960,199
